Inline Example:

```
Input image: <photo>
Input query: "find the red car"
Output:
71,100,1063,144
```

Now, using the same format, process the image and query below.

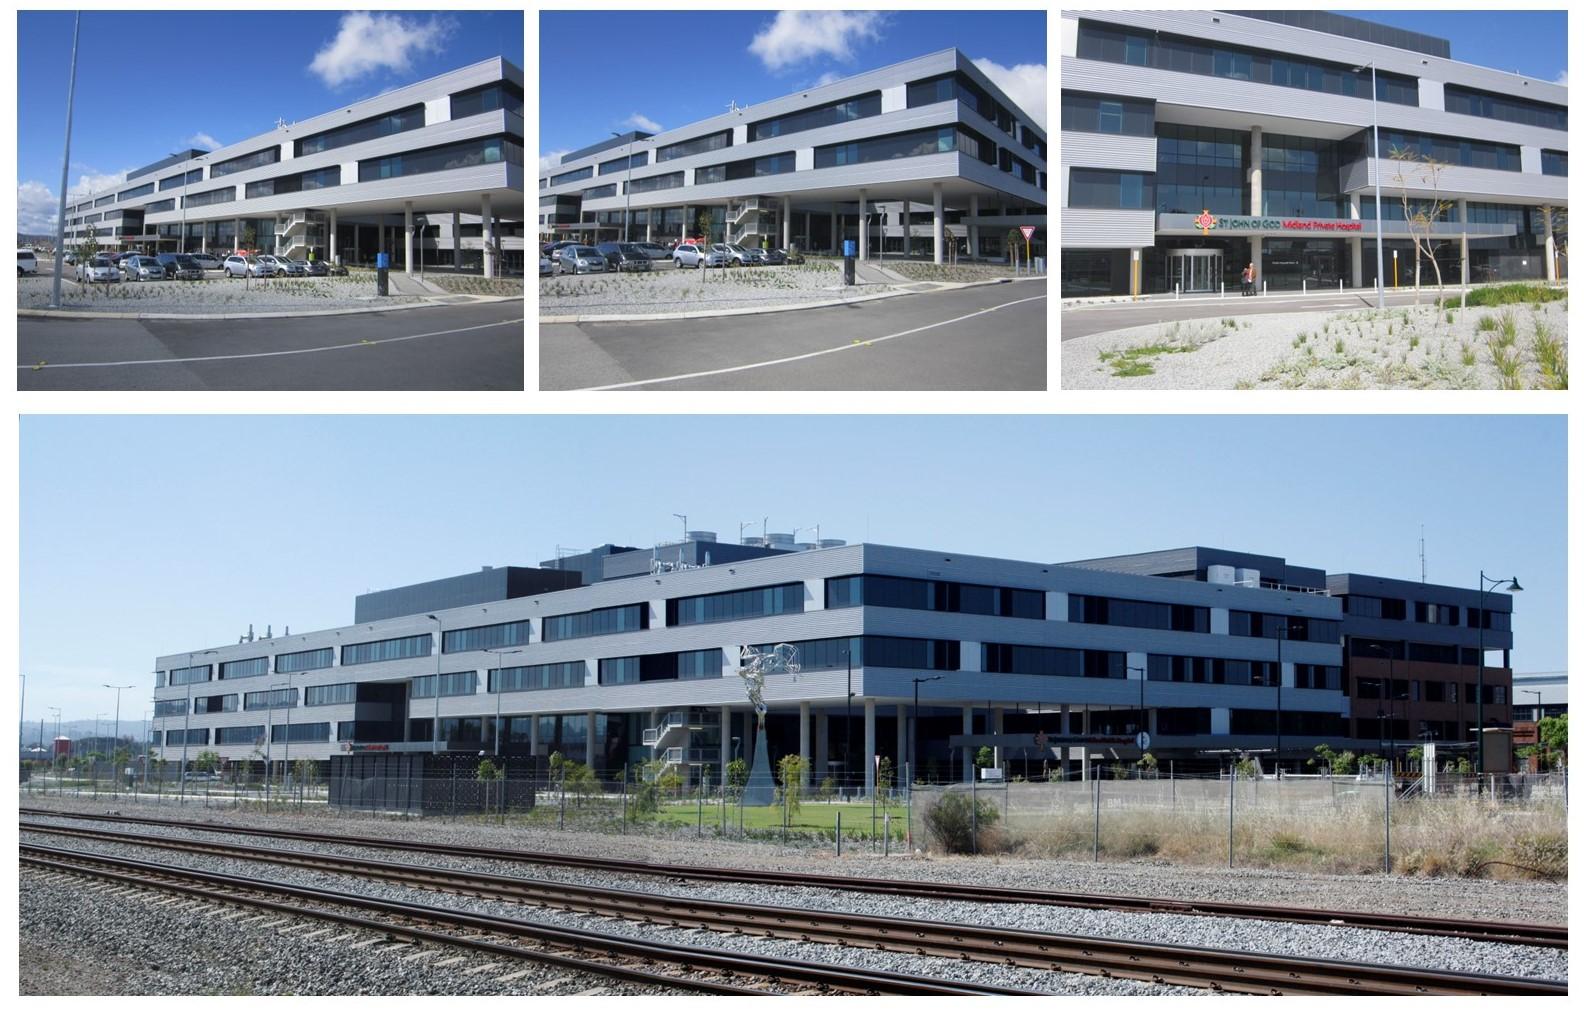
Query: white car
18,249,38,275
81,255,120,282
121,254,167,281
540,254,553,276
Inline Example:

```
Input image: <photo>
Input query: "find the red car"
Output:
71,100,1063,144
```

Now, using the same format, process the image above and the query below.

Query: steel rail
21,843,1030,997
20,822,1566,997
20,806,1566,950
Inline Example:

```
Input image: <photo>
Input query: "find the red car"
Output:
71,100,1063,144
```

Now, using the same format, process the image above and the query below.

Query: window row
694,151,797,185
117,182,155,202
656,129,732,162
1353,677,1507,705
183,186,236,209
1066,168,1154,210
543,604,646,642
1068,594,1210,634
342,633,432,666
444,619,534,653
154,698,188,717
244,688,298,711
297,104,425,158
760,636,960,672
220,656,269,680
599,151,648,175
410,671,479,699
210,146,281,178
1363,128,1521,173
245,166,341,199
1541,150,1567,177
1060,92,1155,138
750,92,879,143
160,168,205,191
984,643,1124,679
667,582,803,626
144,199,176,213
304,682,356,707
551,166,593,186
276,647,335,672
488,661,587,694
168,664,213,686
1443,84,1565,132
813,126,969,170
359,136,517,183
598,648,724,686
1228,611,1340,643
451,80,523,120
627,171,685,194
194,694,238,715
825,574,1044,619
1348,639,1485,665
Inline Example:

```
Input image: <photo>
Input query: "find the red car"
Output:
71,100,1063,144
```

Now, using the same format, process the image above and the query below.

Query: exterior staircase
643,709,720,781
274,211,309,261
726,197,774,248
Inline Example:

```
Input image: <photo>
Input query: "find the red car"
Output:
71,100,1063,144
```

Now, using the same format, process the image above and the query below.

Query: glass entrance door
1168,249,1222,292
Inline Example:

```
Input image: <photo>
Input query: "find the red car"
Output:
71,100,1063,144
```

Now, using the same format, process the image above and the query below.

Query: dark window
584,183,618,198
213,726,262,745
824,574,1044,619
243,688,298,711
667,582,804,626
443,620,534,653
985,643,1123,678
695,151,799,184
166,728,210,746
862,636,959,671
304,683,356,707
542,604,647,642
1359,128,1521,173
1068,594,1208,633
551,166,593,185
749,93,880,142
245,166,342,200
116,182,156,202
168,664,212,686
1465,607,1512,631
359,136,518,183
271,722,330,744
748,636,859,671
194,694,236,714
1293,664,1342,691
814,126,972,170
275,648,334,672
94,196,114,208
489,661,586,693
143,199,176,213
159,169,205,191
210,147,281,178
627,171,684,194
599,151,648,174
410,671,478,698
1067,168,1155,210
1156,708,1211,735
342,633,432,666
1445,84,1565,131
297,104,425,157
450,80,524,119
655,130,733,162
1228,611,1340,643
220,657,269,680
183,186,235,209
1541,150,1567,177
1414,602,1461,626
154,699,188,717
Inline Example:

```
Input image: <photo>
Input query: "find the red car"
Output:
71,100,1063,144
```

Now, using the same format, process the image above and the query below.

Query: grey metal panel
1061,208,1155,248
1060,131,1157,171
1339,615,1511,651
1065,11,1567,106
1338,158,1567,204
1060,57,1566,153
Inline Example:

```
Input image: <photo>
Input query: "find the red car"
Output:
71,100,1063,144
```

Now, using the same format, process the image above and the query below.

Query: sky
19,415,1567,726
15,10,524,234
1334,10,1568,83
538,10,1047,171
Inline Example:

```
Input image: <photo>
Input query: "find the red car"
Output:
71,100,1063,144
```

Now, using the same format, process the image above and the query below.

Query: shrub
923,791,1000,853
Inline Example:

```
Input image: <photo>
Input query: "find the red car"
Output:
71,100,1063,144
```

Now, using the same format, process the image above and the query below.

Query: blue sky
16,10,524,233
539,10,1046,170
19,415,1566,724
1337,10,1567,83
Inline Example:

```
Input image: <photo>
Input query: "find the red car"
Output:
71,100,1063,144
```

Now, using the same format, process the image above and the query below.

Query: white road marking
578,294,1047,390
19,318,522,370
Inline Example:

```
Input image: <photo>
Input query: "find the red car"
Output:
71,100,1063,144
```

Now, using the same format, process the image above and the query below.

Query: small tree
875,756,895,801
74,235,100,287
194,749,220,774
726,757,748,794
476,758,502,782
974,746,995,771
548,750,566,782
1387,144,1455,310
1137,752,1158,773
922,791,999,854
1538,714,1567,761
776,754,807,816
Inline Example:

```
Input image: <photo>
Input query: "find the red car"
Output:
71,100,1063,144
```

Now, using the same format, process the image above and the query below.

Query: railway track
21,806,1567,950
20,842,1029,997
21,820,1567,996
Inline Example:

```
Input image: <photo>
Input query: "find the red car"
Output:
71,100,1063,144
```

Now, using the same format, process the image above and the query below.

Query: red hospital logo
1194,209,1217,236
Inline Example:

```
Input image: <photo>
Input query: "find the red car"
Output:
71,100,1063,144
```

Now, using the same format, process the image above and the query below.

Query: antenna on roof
726,99,740,113
275,116,287,130
1418,524,1426,583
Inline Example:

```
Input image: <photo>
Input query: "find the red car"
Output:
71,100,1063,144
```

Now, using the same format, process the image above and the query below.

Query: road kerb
18,295,522,322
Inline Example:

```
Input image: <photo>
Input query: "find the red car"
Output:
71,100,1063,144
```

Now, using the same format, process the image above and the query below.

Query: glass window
168,664,212,686
243,688,299,710
220,657,269,680
155,699,188,717
985,643,1122,678
443,620,534,653
655,130,733,162
275,647,334,672
297,104,425,157
542,604,646,642
1097,101,1123,134
342,633,432,666
667,582,804,626
210,147,281,178
489,661,586,693
749,94,880,142
1542,150,1567,177
410,671,478,698
551,166,593,186
1067,169,1155,210
1445,84,1565,131
813,125,970,170
116,182,156,202
359,136,517,183
599,151,648,175
450,81,524,119
160,169,205,191
271,722,330,744
212,726,261,745
304,683,356,707
627,171,684,194
183,186,235,209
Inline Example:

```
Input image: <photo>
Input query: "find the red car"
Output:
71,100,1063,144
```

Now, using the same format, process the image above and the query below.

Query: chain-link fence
20,759,331,813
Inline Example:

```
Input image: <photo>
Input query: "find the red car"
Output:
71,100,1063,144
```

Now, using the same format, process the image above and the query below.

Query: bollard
1339,278,1344,293
970,766,978,855
884,814,890,856
1220,281,1225,297
698,776,705,836
1174,283,1180,300
836,811,842,856
1302,278,1307,295
1228,764,1236,868
1384,767,1392,874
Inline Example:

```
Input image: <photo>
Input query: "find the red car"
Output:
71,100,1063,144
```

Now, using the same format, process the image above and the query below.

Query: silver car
258,254,304,276
557,245,607,274
224,254,272,278
189,253,223,271
672,242,708,269
82,255,120,282
722,243,765,266
122,254,167,281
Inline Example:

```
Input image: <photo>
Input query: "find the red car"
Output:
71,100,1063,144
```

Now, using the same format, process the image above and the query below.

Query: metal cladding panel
1061,131,1157,172
1060,57,1566,153
1328,572,1512,612
864,668,1343,712
1339,615,1511,651
1061,208,1155,248
1338,159,1568,204
1065,11,1566,106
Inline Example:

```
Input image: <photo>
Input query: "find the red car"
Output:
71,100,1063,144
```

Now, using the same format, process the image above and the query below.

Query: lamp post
845,645,855,793
1271,621,1287,775
48,707,62,782
176,153,205,254
911,675,943,786
1126,664,1147,751
486,648,523,755
269,675,296,803
178,649,216,801
104,683,134,793
1475,572,1520,789
1521,688,1542,724
1353,61,1386,309
612,132,634,244
427,615,443,754
48,11,80,311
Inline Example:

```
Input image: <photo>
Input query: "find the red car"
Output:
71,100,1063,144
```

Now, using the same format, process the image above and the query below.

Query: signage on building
340,741,390,752
1160,213,1367,235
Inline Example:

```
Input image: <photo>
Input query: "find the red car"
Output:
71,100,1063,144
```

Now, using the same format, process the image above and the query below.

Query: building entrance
1167,248,1222,293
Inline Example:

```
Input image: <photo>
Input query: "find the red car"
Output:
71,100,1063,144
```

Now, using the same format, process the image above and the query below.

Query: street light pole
911,675,943,786
104,683,134,792
178,649,216,801
486,648,523,755
1273,621,1286,774
427,615,443,755
846,647,854,794
1475,572,1521,789
177,154,206,254
1353,61,1386,309
48,11,81,311
612,132,633,244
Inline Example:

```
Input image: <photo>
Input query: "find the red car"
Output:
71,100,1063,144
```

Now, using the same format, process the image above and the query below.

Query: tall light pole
1475,572,1520,788
911,675,943,785
177,153,206,254
427,615,444,754
48,11,81,310
49,707,61,776
1353,61,1386,308
1521,688,1542,723
612,132,633,244
269,675,296,803
845,644,855,792
104,683,134,790
1272,621,1287,774
1127,664,1148,762
486,648,523,755
19,673,26,760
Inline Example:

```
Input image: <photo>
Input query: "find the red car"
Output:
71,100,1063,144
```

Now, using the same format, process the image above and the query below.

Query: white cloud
748,11,884,72
17,180,62,234
66,167,131,202
1556,70,1568,87
619,112,663,133
184,132,222,151
308,12,453,88
539,150,569,173
813,71,843,88
972,58,1047,130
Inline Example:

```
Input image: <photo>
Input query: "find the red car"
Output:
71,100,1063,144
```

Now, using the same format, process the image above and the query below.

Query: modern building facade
64,58,525,276
539,49,1047,263
1060,10,1567,296
151,534,1518,790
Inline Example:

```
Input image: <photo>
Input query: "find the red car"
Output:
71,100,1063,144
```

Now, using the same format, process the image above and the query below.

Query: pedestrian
1240,264,1251,296
1248,262,1258,295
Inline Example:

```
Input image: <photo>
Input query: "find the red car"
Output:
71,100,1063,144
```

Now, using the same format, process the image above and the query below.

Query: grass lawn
656,799,908,838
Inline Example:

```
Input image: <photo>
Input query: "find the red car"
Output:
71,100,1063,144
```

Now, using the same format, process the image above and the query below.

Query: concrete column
968,194,979,258
529,714,540,755
798,702,811,787
782,195,791,249
858,189,868,260
1348,195,1363,289
961,706,974,782
404,202,414,275
1251,236,1263,289
815,711,828,782
829,209,837,254
481,193,495,279
1458,198,1469,285
1248,126,1263,215
584,711,596,768
233,218,241,255
680,205,689,241
931,182,945,265
646,214,653,243
1543,205,1556,281
895,703,907,780
901,203,910,257
329,208,337,265
1059,704,1070,773
450,212,460,269
862,699,877,797
719,706,731,777
992,707,1005,768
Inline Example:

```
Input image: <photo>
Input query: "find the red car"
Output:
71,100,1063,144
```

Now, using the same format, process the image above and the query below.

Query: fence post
1228,763,1236,868
1384,767,1392,874
836,810,842,856
698,774,705,836
970,765,978,856
622,767,628,835
1093,768,1100,863
906,762,912,852
559,770,566,831
884,813,890,857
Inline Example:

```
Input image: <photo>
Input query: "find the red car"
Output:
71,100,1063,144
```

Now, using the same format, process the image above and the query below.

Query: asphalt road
540,280,1047,390
1062,288,1457,340
18,301,523,390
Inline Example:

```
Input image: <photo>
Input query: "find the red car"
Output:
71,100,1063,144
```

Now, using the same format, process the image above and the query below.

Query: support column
1248,126,1263,216
815,711,828,782
1349,195,1363,289
1130,248,1142,297
404,202,414,275
961,706,974,782
719,706,731,777
481,193,495,279
901,203,910,257
932,182,945,264
233,218,241,255
329,208,337,265
829,209,837,254
782,195,791,249
968,194,979,259
1459,198,1469,285
646,213,652,243
528,714,539,756
451,212,460,269
584,711,596,768
858,189,868,260
1251,236,1263,290
863,699,877,798
895,703,907,780
798,702,811,787
681,205,689,242
1543,205,1556,281
1059,704,1070,774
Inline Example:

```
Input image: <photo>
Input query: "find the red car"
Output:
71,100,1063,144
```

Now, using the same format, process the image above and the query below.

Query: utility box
842,239,856,285
376,251,389,296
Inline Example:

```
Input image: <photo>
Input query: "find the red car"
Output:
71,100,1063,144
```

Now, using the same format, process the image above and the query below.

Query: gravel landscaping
1063,298,1568,389
20,803,1568,993
19,275,423,313
539,260,890,316
885,262,1040,284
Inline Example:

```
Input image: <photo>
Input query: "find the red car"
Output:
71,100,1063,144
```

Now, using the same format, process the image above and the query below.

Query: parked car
596,242,653,272
763,248,788,265
545,240,579,263
634,242,670,261
702,244,733,267
189,253,223,271
18,249,38,275
540,254,553,277
672,242,706,269
155,253,204,280
300,258,329,276
258,254,305,276
82,255,120,282
224,254,271,278
122,254,167,280
64,252,78,266
775,247,805,265
556,245,607,274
